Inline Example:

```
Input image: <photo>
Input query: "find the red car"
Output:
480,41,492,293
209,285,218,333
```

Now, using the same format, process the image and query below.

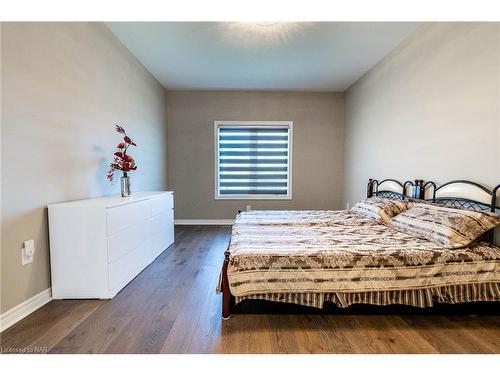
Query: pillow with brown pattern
389,203,500,248
350,197,410,224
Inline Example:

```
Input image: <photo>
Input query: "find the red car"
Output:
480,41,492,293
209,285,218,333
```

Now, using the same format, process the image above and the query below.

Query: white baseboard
0,288,52,332
174,219,234,225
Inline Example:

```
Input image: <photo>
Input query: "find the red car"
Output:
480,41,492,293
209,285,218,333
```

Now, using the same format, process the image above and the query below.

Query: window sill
214,195,292,200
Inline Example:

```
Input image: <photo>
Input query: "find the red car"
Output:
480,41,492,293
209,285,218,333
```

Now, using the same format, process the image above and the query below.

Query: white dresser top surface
48,191,173,209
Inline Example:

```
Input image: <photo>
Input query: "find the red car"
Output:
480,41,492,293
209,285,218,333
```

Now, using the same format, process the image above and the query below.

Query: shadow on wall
94,144,116,196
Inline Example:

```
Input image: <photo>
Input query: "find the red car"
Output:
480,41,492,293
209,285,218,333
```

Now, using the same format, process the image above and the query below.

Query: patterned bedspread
226,210,500,306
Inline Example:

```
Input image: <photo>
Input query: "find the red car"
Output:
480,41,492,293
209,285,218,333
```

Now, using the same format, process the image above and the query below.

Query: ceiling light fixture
255,22,278,26
218,22,304,47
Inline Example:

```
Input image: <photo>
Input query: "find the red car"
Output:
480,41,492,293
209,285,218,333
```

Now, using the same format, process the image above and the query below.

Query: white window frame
214,121,293,200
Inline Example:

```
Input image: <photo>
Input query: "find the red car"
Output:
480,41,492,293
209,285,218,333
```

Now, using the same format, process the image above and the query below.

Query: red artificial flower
124,136,137,146
114,152,135,163
121,162,135,172
107,165,116,181
108,125,138,183
115,125,126,134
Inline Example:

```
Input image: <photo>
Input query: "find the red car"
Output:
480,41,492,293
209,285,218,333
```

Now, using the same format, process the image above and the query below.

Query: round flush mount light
218,22,304,47
255,22,278,26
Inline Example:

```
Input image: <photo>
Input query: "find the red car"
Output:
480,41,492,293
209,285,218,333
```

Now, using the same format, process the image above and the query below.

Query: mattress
224,210,500,308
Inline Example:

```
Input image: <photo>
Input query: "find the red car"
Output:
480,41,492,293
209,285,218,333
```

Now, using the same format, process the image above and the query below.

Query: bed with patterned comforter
221,210,500,308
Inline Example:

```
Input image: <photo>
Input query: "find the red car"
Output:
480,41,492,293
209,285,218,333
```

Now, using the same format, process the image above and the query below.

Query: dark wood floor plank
30,300,103,352
354,315,439,354
182,227,231,354
268,315,302,354
295,315,355,354
104,315,174,354
0,299,97,351
2,225,499,354
290,315,330,353
324,316,380,353
401,315,498,354
160,227,230,353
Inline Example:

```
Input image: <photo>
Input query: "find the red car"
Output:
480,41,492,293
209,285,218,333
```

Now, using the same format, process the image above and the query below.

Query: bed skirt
232,283,500,309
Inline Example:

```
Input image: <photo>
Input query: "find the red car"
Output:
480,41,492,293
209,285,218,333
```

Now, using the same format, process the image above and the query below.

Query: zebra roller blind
215,121,292,199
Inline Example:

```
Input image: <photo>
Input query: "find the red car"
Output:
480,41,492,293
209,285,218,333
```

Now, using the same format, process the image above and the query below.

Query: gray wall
167,91,344,219
344,22,500,206
1,23,168,313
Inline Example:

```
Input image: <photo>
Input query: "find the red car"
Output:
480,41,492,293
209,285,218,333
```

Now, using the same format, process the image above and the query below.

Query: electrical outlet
346,202,350,210
246,205,252,211
21,240,35,265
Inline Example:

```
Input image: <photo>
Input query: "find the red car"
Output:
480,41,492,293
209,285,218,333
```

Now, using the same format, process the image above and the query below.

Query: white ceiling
106,22,421,91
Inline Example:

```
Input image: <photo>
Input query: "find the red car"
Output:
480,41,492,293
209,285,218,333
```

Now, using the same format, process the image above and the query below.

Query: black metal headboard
367,178,424,200
422,180,500,213
366,178,499,244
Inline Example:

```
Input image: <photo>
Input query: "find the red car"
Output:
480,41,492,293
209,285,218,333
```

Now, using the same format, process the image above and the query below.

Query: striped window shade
215,121,293,199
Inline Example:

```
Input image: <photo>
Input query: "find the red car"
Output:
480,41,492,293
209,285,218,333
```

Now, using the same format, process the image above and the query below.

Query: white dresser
48,191,174,299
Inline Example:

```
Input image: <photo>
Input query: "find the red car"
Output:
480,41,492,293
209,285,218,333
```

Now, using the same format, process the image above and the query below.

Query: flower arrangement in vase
107,125,137,197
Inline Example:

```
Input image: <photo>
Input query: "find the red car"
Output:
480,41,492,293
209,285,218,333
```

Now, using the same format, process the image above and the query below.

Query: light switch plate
246,205,252,211
21,240,35,265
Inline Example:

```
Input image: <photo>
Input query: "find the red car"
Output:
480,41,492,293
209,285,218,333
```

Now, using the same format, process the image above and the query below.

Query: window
215,121,292,199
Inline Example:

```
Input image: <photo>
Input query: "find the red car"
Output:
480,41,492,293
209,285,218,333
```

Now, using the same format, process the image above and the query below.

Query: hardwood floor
1,225,499,354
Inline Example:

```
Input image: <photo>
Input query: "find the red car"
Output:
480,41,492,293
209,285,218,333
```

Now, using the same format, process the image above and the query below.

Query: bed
218,179,500,319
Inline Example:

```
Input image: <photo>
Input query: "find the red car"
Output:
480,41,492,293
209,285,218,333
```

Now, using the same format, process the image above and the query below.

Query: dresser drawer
151,222,174,259
151,209,174,236
107,219,151,263
151,194,173,217
107,200,150,235
108,239,151,293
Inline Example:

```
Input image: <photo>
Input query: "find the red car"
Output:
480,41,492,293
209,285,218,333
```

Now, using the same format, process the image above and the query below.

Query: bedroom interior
1,2,499,364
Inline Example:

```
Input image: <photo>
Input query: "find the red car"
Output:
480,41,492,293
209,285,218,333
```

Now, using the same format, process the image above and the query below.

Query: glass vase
121,172,131,197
